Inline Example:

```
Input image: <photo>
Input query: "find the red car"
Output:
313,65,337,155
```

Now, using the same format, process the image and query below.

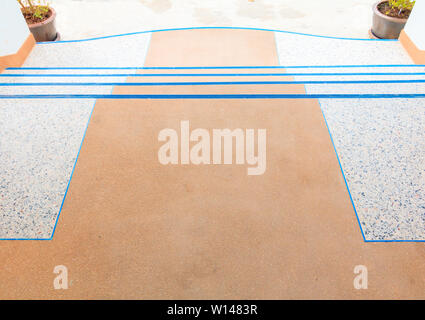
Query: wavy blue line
34,26,397,44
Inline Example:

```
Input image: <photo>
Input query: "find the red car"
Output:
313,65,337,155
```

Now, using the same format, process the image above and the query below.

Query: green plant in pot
371,0,415,39
17,0,59,42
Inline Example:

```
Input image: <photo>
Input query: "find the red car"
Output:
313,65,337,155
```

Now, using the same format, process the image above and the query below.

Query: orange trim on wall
399,29,425,65
0,33,35,73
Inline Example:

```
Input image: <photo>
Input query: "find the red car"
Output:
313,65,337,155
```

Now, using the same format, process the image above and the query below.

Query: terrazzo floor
0,33,150,238
0,28,424,241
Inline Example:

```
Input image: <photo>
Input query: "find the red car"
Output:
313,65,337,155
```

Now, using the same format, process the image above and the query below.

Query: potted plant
371,0,415,39
17,0,59,42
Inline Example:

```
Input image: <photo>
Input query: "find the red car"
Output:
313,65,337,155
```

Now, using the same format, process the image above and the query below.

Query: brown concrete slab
114,82,305,95
48,97,424,300
134,69,288,74
144,29,279,66
0,34,35,73
1,96,424,299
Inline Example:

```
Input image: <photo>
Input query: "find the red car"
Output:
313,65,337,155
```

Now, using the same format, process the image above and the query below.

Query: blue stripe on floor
1,94,425,99
7,64,425,70
2,72,425,77
1,79,425,86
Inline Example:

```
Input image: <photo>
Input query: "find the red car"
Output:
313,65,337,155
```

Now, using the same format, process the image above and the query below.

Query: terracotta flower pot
371,1,407,39
26,7,59,42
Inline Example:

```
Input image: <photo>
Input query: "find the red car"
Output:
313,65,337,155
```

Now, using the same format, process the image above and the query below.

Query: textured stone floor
0,28,424,299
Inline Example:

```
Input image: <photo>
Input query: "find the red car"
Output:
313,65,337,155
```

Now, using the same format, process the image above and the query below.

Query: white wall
403,0,425,50
0,0,31,56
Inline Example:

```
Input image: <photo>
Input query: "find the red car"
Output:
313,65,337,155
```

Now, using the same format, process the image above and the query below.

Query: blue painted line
0,237,51,241
47,100,97,241
317,100,367,242
1,79,425,86
3,72,425,77
7,64,425,70
364,239,425,242
142,33,152,66
33,26,397,44
1,94,425,99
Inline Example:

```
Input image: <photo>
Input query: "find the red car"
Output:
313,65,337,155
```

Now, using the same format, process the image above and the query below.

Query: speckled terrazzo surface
274,33,413,66
319,98,425,240
0,100,93,239
0,34,150,239
275,33,425,240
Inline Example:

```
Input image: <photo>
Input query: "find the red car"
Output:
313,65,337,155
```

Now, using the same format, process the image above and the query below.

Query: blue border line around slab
3,72,425,77
2,93,424,241
48,100,96,241
2,27,422,241
2,79,425,86
7,64,425,70
318,100,366,242
33,26,398,44
1,93,425,99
